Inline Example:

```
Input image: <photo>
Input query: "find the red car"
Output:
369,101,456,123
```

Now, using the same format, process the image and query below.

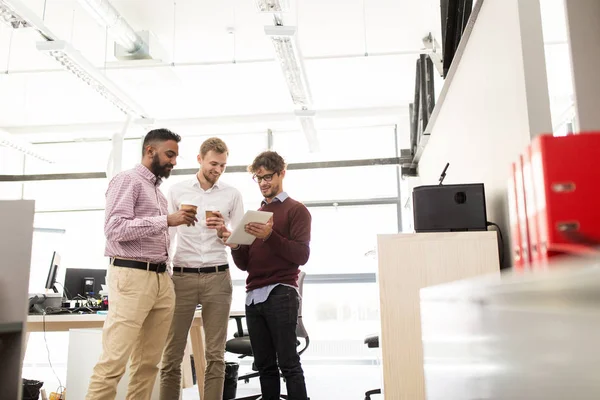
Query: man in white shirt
160,137,244,400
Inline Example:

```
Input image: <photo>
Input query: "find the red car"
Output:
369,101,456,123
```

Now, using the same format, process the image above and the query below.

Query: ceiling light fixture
265,25,312,107
0,0,57,39
0,129,54,163
254,0,290,13
294,109,319,152
36,40,149,119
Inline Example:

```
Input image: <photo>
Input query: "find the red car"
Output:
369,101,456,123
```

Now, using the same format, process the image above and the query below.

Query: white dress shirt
168,176,244,268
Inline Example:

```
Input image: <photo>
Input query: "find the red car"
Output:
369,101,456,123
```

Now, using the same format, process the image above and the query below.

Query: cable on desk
42,310,66,395
53,282,71,301
487,221,505,268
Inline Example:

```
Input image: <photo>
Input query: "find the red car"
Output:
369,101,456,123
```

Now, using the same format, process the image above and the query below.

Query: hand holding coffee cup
181,203,198,213
167,208,198,227
205,207,224,230
180,202,198,227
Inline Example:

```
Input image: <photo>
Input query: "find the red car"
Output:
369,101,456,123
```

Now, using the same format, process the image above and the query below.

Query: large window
24,141,112,174
31,211,106,293
273,125,398,163
2,126,407,364
285,165,399,202
304,204,397,274
169,132,268,170
23,179,107,211
0,146,25,200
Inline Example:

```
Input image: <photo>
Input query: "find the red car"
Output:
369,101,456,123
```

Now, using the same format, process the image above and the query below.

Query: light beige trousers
160,269,233,400
86,265,175,400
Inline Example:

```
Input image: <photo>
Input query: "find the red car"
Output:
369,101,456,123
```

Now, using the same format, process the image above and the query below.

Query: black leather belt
112,258,168,273
176,264,229,274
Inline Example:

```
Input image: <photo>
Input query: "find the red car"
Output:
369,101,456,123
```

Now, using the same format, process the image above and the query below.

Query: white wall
417,0,553,268
564,0,600,131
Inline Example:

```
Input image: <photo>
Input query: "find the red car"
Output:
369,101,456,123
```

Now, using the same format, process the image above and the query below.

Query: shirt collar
191,173,220,191
135,164,162,187
261,191,288,207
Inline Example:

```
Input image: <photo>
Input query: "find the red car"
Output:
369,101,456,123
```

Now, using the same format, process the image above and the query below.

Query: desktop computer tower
413,183,487,232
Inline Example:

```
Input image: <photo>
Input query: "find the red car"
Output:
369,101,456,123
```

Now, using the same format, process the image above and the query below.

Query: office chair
364,334,381,399
226,271,310,400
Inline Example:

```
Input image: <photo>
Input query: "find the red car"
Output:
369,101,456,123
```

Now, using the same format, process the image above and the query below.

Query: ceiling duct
77,0,166,61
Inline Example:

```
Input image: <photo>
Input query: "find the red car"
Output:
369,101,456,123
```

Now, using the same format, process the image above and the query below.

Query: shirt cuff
155,215,169,233
262,230,273,242
265,229,282,249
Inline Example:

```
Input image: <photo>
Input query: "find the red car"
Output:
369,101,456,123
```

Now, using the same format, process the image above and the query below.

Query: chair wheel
244,378,249,383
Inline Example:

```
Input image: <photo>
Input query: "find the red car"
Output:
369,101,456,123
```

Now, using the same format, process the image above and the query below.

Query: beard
151,154,173,178
261,184,278,199
202,169,219,184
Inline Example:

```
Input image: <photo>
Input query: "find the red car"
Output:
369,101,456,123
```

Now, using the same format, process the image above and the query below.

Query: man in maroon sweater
220,151,311,400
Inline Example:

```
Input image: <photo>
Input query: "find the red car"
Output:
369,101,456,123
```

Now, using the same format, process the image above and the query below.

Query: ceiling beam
2,106,409,136
2,49,427,76
0,156,413,182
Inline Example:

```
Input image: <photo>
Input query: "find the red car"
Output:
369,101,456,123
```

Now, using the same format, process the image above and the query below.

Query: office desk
27,309,245,398
27,313,106,332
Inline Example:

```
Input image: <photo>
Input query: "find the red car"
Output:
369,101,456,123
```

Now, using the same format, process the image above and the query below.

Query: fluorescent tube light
0,0,57,39
0,130,54,163
254,0,290,13
36,40,149,119
265,25,312,107
294,109,319,152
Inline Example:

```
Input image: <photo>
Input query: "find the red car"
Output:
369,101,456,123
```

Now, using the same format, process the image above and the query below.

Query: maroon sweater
231,196,311,291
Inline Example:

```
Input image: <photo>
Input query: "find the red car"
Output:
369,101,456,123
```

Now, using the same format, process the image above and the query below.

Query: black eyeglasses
253,173,277,183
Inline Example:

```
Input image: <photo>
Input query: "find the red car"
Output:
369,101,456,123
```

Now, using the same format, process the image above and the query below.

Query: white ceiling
0,0,572,141
0,0,436,132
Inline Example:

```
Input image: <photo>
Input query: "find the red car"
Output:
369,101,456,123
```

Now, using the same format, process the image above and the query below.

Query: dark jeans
246,285,308,400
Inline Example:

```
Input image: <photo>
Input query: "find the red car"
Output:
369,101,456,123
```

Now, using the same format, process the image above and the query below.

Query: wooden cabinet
376,232,500,399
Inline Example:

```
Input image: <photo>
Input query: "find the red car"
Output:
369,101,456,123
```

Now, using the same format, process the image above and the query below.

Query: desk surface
26,308,245,398
27,313,106,323
27,309,245,332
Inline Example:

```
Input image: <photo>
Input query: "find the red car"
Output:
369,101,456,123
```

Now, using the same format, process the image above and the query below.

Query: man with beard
221,151,311,400
160,137,244,400
86,129,197,400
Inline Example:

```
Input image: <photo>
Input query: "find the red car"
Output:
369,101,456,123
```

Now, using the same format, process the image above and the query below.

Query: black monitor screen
440,0,474,77
63,268,107,300
44,252,61,293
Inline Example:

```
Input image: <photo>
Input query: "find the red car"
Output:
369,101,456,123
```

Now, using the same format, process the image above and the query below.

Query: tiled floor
23,362,382,400
183,363,382,400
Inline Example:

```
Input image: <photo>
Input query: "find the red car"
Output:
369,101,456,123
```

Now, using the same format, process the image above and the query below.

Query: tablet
227,210,274,245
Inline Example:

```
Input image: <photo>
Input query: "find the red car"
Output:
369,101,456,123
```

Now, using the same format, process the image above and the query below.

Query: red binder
523,146,541,264
530,133,600,255
515,155,532,266
508,162,523,268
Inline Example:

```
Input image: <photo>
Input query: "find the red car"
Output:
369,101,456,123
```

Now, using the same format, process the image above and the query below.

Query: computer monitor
63,268,107,300
44,252,61,293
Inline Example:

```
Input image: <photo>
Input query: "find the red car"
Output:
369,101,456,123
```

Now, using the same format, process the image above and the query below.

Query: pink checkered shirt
104,164,169,264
